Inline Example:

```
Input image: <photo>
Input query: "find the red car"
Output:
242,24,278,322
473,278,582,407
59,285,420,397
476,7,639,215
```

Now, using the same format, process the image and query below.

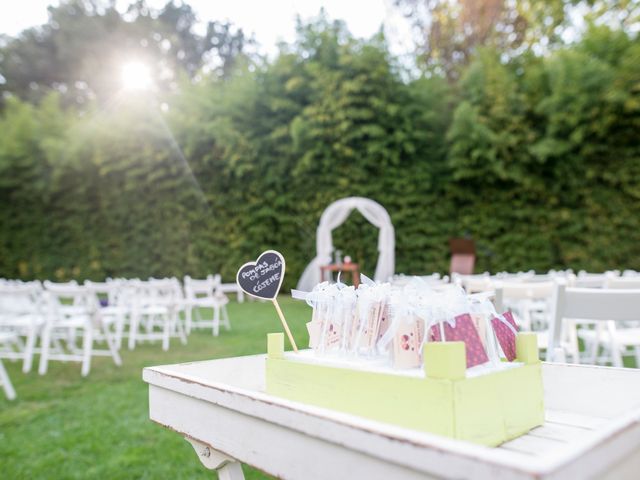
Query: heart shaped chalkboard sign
236,250,285,300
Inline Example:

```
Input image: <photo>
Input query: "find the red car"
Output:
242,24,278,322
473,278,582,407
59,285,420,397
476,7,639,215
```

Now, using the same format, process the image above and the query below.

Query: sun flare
120,61,152,91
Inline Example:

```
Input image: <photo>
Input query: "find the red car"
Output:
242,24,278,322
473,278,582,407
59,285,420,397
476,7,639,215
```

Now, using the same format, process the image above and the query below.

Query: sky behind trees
0,0,415,57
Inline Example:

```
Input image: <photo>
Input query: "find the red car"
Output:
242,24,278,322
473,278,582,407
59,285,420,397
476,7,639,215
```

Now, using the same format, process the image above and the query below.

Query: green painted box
265,332,544,446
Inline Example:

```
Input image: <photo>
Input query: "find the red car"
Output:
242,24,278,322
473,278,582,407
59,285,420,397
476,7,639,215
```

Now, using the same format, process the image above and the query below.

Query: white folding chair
547,283,640,367
515,269,573,283
492,270,536,281
494,281,563,360
577,276,640,365
184,275,230,336
390,273,448,287
84,280,129,350
571,270,619,288
128,279,187,351
452,273,493,293
494,281,554,327
39,282,122,376
0,282,46,372
0,332,17,400
216,274,245,303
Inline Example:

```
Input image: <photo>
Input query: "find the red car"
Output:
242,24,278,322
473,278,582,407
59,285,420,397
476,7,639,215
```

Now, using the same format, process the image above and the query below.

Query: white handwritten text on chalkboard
236,250,285,300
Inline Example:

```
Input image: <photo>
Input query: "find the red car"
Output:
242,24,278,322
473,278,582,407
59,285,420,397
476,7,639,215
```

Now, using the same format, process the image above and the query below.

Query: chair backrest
45,280,79,288
115,280,138,308
492,270,535,281
390,273,445,287
604,276,640,289
521,270,573,283
136,278,182,306
493,281,555,312
83,280,111,291
43,281,95,310
207,274,224,294
0,283,44,314
84,280,122,304
572,270,619,288
184,276,215,299
452,273,492,294
547,282,640,361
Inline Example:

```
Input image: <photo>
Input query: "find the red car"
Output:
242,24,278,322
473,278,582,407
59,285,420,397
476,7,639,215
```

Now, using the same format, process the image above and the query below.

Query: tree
393,0,639,81
394,0,568,80
0,0,250,106
445,25,640,270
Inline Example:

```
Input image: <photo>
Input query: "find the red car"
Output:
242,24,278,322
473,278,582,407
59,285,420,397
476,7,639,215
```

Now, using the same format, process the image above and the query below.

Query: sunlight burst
120,61,152,91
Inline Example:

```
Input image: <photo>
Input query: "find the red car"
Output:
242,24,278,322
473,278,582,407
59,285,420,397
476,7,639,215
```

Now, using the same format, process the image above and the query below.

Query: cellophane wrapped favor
292,275,520,373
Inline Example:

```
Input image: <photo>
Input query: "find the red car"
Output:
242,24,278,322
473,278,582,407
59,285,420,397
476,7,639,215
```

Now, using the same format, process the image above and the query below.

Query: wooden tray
144,355,640,480
266,333,544,446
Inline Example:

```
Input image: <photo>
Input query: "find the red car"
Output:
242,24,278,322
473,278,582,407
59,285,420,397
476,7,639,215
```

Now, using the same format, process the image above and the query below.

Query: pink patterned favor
430,313,489,368
491,311,519,361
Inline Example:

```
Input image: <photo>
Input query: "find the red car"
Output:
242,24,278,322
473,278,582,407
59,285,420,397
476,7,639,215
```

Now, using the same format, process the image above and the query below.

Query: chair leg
51,336,65,355
115,314,125,350
175,313,187,345
162,316,171,351
128,313,139,350
0,359,16,400
213,306,220,337
81,326,93,377
144,315,154,333
566,320,580,364
194,307,203,329
587,325,602,364
67,327,77,350
607,321,623,368
185,306,192,335
22,325,38,373
12,335,26,356
222,305,230,331
38,325,52,375
553,347,567,363
102,323,122,367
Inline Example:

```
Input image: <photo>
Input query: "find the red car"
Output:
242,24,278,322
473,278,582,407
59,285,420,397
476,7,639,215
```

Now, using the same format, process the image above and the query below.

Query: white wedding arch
296,197,395,291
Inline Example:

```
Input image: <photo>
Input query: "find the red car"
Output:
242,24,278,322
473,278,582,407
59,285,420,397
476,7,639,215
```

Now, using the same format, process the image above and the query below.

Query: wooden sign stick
272,298,298,352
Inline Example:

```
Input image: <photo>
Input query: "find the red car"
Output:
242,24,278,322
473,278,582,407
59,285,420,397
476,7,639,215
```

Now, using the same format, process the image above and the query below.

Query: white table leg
185,437,245,480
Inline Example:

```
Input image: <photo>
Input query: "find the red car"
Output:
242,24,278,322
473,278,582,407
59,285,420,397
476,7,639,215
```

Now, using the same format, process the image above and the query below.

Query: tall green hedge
1,22,639,288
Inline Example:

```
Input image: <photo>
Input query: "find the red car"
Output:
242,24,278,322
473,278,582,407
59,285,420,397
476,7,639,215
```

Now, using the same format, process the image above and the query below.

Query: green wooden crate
265,332,544,446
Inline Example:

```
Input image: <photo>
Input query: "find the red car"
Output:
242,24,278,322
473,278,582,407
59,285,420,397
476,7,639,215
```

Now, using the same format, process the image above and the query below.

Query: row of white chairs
0,275,234,398
390,273,450,287
454,269,640,292
484,273,640,368
358,269,640,369
395,270,640,368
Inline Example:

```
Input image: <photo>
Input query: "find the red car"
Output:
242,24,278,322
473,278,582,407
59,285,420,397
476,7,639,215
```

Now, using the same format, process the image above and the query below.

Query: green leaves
446,26,640,271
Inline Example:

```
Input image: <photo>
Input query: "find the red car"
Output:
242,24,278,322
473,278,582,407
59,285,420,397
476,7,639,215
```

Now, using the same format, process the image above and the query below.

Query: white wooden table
143,355,640,479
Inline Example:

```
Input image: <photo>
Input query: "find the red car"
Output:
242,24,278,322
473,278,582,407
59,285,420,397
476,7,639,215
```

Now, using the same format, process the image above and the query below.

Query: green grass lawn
0,296,311,479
